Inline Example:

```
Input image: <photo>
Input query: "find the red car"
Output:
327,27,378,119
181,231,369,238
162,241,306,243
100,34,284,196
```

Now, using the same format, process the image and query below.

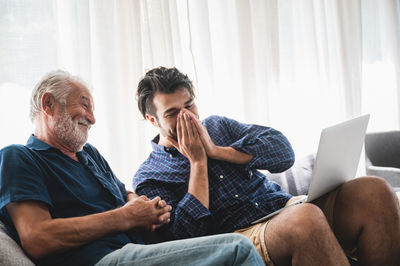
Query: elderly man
0,70,263,266
134,66,400,266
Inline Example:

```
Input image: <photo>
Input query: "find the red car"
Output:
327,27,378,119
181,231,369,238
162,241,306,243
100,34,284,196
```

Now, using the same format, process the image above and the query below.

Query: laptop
251,114,370,224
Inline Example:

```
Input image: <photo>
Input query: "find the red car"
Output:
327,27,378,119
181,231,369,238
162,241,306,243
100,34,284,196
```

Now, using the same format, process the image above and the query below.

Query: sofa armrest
0,220,35,266
366,166,400,187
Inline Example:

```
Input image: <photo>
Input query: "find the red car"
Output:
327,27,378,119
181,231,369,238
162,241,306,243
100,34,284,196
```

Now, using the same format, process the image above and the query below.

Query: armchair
365,131,400,191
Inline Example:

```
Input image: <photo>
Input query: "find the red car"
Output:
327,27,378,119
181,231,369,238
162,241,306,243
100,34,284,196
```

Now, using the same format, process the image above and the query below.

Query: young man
134,66,400,266
0,70,263,266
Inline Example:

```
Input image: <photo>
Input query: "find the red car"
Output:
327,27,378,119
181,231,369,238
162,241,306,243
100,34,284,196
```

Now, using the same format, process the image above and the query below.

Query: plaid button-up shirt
133,115,295,240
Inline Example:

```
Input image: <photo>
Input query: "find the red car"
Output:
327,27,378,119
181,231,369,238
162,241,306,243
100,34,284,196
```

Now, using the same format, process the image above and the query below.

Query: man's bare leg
264,203,349,266
333,176,400,266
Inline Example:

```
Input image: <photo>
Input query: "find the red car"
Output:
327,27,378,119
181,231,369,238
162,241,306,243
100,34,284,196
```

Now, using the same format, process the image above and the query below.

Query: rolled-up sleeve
0,146,52,208
134,179,212,239
211,116,295,173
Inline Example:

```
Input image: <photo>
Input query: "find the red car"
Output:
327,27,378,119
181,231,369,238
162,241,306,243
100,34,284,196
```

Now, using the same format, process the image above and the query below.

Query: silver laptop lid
306,114,370,202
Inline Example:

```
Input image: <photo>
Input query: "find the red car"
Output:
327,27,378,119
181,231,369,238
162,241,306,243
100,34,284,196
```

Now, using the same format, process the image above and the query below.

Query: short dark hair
136,67,195,119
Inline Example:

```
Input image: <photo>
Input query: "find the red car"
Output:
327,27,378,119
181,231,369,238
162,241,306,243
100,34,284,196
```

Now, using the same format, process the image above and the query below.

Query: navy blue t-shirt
0,135,132,266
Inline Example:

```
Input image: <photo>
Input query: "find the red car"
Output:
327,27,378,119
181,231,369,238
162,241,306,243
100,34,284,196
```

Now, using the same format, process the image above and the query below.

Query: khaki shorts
234,188,340,265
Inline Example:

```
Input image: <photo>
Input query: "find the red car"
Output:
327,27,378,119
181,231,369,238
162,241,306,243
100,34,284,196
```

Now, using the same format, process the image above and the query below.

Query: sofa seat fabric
0,220,34,265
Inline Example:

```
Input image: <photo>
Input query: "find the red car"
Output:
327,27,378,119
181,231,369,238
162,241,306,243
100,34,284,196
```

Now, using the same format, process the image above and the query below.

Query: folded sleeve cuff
229,141,259,171
177,193,211,220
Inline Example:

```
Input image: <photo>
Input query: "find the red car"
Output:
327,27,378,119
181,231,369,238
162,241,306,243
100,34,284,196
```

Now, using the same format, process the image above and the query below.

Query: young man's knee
341,177,397,209
285,204,331,241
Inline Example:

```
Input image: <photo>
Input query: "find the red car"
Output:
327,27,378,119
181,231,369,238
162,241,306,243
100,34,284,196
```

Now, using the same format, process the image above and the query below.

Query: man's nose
87,110,96,125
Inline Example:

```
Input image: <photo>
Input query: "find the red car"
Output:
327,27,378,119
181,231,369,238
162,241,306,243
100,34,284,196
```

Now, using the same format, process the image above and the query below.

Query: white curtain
1,0,399,188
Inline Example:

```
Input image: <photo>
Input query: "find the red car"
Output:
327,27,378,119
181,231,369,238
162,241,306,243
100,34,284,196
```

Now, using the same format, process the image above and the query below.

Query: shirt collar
151,135,179,155
26,134,89,163
26,134,52,151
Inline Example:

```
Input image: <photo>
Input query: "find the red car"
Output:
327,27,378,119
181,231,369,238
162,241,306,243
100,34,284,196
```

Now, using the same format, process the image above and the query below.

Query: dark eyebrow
184,99,194,106
164,107,179,115
163,99,194,115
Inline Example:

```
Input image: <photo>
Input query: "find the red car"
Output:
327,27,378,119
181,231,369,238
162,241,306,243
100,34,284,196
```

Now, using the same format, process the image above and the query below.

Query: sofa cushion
0,220,35,266
267,154,315,196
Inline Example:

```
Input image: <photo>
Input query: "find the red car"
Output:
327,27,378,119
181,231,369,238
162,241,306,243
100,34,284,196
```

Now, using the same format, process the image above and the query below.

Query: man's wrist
209,146,224,160
105,207,131,232
190,159,208,167
126,191,137,202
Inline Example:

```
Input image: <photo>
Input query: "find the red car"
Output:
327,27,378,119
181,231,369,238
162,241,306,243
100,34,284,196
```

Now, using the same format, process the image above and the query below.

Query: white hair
29,70,85,123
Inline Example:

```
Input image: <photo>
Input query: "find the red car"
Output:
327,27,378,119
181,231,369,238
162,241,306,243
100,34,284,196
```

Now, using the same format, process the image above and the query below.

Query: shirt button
169,154,173,158
255,202,259,207
235,194,239,198
219,175,224,179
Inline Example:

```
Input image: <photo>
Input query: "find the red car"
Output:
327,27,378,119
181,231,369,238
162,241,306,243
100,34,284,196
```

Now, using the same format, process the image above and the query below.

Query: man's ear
146,113,158,127
41,92,56,116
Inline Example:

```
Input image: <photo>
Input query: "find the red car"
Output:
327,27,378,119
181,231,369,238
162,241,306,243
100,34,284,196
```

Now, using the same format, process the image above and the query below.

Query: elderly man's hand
122,195,171,231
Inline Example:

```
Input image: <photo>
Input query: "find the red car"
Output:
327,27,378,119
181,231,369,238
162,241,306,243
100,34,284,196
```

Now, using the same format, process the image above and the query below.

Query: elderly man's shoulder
0,142,102,162
0,144,32,159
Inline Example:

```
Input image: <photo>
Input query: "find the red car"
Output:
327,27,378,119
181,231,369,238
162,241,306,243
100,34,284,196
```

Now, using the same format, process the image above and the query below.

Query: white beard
53,110,89,152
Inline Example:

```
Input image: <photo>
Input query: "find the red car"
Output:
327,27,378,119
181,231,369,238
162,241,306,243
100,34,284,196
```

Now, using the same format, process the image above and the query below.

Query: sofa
365,131,400,191
1,154,398,265
0,219,34,265
0,155,317,265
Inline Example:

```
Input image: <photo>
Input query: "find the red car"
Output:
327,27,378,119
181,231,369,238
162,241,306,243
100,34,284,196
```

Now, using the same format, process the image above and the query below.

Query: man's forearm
38,209,127,251
11,204,129,258
188,161,209,208
8,198,170,259
211,146,253,165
